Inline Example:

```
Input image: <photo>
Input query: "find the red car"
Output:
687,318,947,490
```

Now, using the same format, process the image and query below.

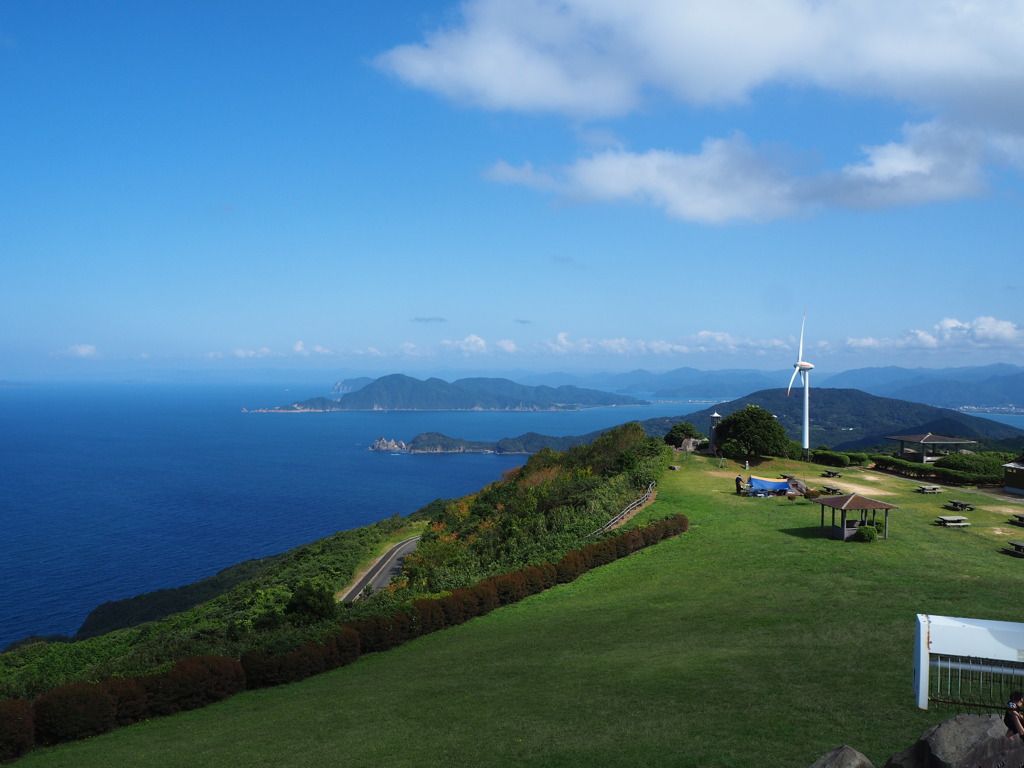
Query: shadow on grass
778,526,828,540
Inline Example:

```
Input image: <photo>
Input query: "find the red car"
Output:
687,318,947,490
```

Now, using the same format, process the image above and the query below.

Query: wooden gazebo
817,493,899,540
886,433,977,463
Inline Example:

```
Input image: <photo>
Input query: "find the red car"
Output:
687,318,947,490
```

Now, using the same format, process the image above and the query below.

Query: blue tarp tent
747,476,791,492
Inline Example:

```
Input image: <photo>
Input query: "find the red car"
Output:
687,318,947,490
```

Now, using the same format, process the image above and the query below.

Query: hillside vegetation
0,423,668,703
11,455,1024,767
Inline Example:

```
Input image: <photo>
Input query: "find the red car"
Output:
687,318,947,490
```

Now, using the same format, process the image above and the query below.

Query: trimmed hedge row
869,454,1002,485
0,514,688,762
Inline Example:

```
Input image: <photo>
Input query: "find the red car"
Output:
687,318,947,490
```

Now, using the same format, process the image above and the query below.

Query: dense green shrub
33,681,115,745
854,525,878,543
284,581,338,625
0,698,33,761
934,452,1013,475
810,450,850,468
869,455,1001,485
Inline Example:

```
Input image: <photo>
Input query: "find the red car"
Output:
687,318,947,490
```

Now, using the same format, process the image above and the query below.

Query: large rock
369,437,407,452
809,744,876,768
884,714,1024,768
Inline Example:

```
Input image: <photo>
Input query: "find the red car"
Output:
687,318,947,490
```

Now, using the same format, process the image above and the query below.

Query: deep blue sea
0,382,703,649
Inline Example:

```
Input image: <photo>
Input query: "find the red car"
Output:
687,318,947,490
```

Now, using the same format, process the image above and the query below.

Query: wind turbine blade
787,367,799,396
798,311,806,361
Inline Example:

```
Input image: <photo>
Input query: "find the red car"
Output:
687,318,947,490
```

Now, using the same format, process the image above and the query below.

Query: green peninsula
255,373,647,412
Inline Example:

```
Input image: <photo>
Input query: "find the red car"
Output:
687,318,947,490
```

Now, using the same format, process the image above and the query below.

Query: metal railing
589,482,656,536
927,653,1024,712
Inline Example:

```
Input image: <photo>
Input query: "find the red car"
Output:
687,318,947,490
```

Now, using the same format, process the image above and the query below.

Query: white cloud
442,334,488,355
379,0,1024,123
232,347,274,359
846,316,1024,351
538,330,787,357
824,121,987,208
557,136,797,222
355,347,386,357
375,0,640,118
496,339,518,353
294,341,333,356
398,342,421,356
489,122,994,221
381,0,1024,221
62,344,97,358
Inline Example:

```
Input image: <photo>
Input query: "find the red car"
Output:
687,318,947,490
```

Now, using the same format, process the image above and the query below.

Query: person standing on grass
1006,691,1024,741
735,474,744,495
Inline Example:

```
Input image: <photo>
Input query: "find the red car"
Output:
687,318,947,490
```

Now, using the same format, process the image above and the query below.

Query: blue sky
3,1,1023,381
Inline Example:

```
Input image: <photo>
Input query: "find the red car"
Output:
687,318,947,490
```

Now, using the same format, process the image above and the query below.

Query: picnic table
935,515,971,528
821,485,842,495
1009,512,1024,526
916,485,941,494
1003,541,1024,558
945,499,975,512
821,470,842,478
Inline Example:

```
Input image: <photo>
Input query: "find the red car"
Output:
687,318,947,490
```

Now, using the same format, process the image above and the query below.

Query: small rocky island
369,437,409,452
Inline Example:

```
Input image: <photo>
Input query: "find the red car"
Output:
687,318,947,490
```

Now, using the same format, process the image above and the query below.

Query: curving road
340,535,420,602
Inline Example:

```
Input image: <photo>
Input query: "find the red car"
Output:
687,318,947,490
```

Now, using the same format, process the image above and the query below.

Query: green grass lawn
15,457,1024,768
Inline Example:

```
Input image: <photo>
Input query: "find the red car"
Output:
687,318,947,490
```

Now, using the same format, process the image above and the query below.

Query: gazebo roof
816,493,899,511
886,432,977,446
1004,454,1024,470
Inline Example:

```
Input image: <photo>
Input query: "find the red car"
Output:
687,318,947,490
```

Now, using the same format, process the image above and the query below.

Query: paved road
340,535,420,602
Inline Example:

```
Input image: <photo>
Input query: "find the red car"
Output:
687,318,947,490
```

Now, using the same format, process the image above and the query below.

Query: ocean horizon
0,382,702,649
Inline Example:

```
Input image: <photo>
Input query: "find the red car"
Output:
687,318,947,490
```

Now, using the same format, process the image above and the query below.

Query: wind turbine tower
787,312,814,460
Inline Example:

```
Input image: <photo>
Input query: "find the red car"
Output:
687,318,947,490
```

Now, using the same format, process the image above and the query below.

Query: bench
945,500,975,512
1003,541,1024,558
821,470,842,478
935,515,970,528
1009,512,1024,526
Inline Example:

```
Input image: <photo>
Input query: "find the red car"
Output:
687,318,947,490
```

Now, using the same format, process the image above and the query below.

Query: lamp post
710,412,722,454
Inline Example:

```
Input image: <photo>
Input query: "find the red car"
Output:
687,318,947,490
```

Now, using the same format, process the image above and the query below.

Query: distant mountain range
511,364,1024,409
818,364,1024,409
261,373,646,412
402,388,1024,455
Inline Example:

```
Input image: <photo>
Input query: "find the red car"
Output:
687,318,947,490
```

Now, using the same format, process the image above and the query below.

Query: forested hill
406,388,1024,454
263,374,648,411
680,388,1024,452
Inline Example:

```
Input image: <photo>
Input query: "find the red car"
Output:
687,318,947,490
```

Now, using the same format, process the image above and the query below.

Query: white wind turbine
787,312,814,460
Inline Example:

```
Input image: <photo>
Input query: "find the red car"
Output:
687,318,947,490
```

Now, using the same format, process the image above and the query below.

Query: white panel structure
915,614,1024,710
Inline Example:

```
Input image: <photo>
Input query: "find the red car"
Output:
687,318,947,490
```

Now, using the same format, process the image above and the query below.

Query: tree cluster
714,405,791,459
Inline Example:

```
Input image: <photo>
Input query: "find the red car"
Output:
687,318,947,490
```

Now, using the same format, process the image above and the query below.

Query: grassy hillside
14,456,1024,767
